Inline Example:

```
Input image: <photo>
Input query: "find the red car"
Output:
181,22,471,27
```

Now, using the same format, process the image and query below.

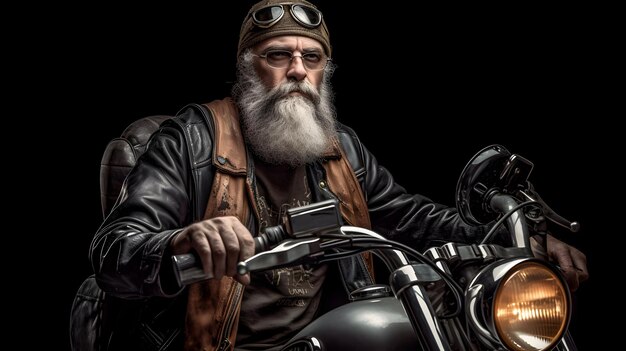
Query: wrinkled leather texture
100,115,172,217
70,275,105,351
86,102,486,350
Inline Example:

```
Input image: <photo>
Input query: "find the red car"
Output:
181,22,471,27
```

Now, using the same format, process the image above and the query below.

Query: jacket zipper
216,282,244,351
216,338,231,351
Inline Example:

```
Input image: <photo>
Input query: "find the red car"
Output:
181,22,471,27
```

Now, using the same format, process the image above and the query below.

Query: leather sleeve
337,125,487,250
90,120,192,299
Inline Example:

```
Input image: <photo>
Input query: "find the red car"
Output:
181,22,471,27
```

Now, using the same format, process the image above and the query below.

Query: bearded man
89,1,588,350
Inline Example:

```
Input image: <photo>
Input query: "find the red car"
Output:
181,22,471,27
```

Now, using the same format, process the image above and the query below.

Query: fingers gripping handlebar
171,199,341,286
171,225,290,286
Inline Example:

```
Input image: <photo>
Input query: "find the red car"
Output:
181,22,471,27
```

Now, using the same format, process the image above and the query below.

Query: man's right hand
170,216,255,285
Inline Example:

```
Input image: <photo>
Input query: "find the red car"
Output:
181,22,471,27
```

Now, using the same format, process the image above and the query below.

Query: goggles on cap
252,3,322,29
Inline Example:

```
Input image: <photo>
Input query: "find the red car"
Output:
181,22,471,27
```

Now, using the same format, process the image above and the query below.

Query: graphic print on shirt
255,171,316,308
265,265,317,307
256,174,312,233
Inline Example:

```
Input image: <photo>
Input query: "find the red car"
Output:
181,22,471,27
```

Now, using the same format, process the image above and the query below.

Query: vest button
319,181,326,188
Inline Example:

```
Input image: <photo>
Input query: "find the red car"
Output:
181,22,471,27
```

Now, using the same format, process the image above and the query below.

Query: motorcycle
173,144,580,351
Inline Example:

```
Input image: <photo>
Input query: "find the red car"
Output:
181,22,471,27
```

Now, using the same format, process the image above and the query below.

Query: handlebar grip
256,225,285,253
171,225,287,286
172,253,208,287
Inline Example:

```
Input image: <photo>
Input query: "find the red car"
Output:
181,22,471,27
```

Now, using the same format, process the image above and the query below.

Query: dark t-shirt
236,159,328,350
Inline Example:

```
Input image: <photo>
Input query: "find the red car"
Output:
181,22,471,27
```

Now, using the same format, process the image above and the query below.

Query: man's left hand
540,234,589,291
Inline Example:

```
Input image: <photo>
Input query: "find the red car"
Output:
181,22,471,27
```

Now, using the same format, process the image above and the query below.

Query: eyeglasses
251,3,322,29
253,49,330,71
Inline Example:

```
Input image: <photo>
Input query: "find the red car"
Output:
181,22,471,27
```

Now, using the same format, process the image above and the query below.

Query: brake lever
237,237,322,275
518,187,580,232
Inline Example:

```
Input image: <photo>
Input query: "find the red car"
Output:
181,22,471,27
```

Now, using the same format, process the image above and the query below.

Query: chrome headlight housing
466,258,571,351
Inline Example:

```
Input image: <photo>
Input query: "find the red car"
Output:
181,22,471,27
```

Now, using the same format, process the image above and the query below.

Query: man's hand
170,216,255,285
532,234,589,291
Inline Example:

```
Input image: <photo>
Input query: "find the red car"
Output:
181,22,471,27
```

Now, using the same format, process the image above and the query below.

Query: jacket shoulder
167,103,213,137
162,103,216,167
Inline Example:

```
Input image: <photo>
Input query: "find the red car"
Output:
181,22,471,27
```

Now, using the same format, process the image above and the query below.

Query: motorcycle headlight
466,258,570,351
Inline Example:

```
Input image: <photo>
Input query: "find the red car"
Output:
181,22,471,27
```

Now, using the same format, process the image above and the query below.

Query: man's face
233,35,337,167
252,36,326,91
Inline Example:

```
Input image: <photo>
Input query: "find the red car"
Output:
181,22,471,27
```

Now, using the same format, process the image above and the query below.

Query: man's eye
303,53,321,63
267,51,291,60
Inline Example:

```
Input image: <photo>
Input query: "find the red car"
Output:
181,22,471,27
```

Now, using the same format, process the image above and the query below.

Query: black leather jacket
90,103,487,350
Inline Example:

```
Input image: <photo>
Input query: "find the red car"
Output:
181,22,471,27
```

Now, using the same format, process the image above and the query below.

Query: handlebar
236,225,454,350
487,193,533,252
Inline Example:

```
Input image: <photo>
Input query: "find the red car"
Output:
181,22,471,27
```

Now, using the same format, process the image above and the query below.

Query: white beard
233,52,337,167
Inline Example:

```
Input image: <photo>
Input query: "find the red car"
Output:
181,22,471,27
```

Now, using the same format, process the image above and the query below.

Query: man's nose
286,55,307,81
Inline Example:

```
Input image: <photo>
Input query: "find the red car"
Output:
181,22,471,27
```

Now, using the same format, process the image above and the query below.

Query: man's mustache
274,81,321,104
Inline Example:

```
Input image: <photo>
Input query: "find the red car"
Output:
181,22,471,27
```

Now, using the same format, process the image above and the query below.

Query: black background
27,1,612,349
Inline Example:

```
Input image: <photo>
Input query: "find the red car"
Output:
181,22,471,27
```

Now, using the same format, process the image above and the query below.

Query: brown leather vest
184,98,373,351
